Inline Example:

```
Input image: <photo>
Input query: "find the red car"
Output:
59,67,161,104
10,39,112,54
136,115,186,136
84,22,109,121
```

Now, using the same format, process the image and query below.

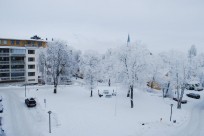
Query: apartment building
0,37,47,84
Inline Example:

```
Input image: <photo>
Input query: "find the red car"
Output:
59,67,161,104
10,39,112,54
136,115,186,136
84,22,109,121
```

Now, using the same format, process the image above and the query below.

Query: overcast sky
0,0,204,54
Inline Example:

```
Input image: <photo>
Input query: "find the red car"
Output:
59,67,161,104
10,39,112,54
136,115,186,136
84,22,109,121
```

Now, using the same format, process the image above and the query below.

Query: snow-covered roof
0,37,46,42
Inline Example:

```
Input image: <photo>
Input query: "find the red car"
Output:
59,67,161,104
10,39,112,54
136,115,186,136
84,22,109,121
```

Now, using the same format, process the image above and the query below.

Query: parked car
0,128,6,136
0,103,3,113
25,98,36,107
186,93,200,99
186,83,203,91
194,86,203,91
172,98,187,104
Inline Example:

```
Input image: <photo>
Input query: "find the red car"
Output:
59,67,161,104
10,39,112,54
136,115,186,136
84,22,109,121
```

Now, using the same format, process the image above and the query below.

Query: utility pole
25,83,27,97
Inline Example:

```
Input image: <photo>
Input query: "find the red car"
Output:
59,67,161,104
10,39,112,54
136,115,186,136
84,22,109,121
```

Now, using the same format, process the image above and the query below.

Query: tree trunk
177,86,185,109
90,89,93,97
127,89,130,97
164,82,170,97
54,84,57,94
177,100,181,109
151,76,155,89
150,81,154,89
130,85,134,108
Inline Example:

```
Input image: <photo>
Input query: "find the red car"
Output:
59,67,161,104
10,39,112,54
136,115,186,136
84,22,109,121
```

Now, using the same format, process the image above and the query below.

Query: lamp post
48,111,52,133
25,83,27,97
170,104,173,121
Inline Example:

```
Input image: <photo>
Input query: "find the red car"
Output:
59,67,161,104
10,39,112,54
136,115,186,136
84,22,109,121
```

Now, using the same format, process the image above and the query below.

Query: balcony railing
11,69,25,72
0,53,9,57
0,77,10,81
0,61,9,64
25,44,38,47
11,76,25,81
10,53,25,56
11,61,25,64
0,69,10,72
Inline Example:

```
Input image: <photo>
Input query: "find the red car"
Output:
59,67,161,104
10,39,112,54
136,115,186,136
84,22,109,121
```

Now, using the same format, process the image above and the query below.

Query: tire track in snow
0,88,45,136
173,99,204,136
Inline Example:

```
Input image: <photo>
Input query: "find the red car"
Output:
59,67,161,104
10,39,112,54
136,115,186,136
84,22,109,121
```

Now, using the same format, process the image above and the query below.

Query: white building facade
0,46,38,84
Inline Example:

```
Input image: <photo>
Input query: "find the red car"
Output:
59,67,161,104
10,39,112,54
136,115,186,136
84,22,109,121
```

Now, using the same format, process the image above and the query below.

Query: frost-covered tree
116,44,150,108
80,51,100,97
41,40,71,93
188,45,197,59
187,45,197,79
71,50,82,79
147,54,164,90
100,49,116,86
159,50,187,108
38,48,46,81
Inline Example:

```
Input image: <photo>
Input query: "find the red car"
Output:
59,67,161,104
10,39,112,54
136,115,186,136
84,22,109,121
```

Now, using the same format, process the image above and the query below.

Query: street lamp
48,111,52,133
25,83,27,97
170,104,173,121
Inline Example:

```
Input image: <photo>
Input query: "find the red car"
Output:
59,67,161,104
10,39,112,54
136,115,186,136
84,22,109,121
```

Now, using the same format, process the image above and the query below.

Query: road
0,87,45,136
173,98,204,136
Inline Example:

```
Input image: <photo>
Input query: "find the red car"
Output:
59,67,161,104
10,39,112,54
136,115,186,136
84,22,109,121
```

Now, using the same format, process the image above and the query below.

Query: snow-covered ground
0,84,203,136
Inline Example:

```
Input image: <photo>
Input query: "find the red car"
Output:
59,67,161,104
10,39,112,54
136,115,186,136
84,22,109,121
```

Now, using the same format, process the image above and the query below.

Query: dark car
25,98,36,107
173,98,187,104
186,93,200,99
0,127,6,136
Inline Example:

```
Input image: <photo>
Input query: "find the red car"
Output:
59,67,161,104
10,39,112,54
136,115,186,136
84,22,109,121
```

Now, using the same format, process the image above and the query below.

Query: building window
27,41,31,44
28,79,35,81
16,40,20,45
28,72,35,76
28,50,35,54
28,65,35,69
3,40,7,44
11,65,24,69
11,40,15,45
11,49,26,54
11,72,24,77
28,57,35,62
31,41,35,45
0,73,10,77
38,42,42,47
0,49,9,53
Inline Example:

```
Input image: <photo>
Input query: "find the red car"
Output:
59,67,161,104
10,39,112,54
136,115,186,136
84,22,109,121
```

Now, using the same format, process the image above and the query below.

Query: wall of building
0,46,38,84
25,47,38,84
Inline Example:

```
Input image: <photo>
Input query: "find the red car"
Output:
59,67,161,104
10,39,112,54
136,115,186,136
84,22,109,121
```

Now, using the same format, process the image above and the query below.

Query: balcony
0,77,10,81
10,54,25,57
0,69,10,73
0,53,9,57
11,76,25,81
0,61,9,64
11,69,25,72
25,44,38,47
11,61,25,65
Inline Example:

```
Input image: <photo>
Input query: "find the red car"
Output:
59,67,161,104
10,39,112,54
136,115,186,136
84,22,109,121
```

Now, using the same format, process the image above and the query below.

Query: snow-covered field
0,84,203,136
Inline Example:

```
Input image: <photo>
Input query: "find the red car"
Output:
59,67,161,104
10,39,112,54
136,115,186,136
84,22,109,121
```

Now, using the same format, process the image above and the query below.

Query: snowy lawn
0,84,203,136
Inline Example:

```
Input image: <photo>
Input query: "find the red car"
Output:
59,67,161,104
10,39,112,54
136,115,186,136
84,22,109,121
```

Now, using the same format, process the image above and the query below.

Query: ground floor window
28,72,35,76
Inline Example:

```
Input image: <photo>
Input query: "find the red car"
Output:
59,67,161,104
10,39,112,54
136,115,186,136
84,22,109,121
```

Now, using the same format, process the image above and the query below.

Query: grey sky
1,0,204,53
